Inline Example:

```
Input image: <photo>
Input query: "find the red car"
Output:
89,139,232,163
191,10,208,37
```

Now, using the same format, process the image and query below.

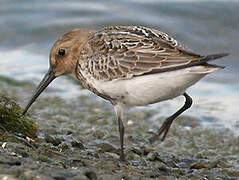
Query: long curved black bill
22,67,56,115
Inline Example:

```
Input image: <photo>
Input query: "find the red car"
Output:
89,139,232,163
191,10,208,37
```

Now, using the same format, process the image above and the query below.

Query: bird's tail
202,53,229,61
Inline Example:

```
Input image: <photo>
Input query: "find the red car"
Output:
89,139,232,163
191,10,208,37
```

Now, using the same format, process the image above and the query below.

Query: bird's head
22,29,91,115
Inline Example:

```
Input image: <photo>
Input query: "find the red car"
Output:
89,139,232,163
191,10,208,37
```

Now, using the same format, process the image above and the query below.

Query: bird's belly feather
90,65,219,107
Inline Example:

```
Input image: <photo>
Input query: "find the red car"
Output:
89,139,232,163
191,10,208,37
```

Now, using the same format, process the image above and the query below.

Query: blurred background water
0,0,238,134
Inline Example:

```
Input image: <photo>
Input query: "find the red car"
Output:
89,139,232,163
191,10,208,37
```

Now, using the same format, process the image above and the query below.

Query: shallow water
0,0,239,134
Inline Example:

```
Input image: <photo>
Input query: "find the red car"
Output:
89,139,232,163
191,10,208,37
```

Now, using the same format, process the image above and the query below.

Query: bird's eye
58,49,65,56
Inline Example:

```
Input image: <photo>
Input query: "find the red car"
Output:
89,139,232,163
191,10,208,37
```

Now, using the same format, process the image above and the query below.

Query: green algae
0,94,38,138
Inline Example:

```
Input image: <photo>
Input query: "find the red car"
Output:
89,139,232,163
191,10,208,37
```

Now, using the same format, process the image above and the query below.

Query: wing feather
84,26,204,80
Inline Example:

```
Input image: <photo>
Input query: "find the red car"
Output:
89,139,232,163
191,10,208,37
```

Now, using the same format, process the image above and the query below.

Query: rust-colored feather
78,26,225,81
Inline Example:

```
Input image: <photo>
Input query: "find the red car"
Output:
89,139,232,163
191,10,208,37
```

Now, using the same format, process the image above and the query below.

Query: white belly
90,65,220,107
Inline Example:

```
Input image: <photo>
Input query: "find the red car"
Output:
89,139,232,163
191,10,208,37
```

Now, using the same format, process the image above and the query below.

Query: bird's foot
148,117,173,144
120,152,127,162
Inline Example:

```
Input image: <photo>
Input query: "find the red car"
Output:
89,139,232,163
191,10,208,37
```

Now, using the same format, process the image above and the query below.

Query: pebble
190,159,218,169
45,134,62,146
146,151,158,161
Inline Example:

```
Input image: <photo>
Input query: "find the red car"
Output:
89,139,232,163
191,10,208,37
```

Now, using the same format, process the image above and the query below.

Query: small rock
142,146,154,155
221,168,239,178
89,140,117,153
96,159,118,170
85,171,97,180
177,158,194,168
71,139,84,149
70,175,88,180
45,134,62,146
156,162,169,172
194,150,218,159
190,159,218,169
147,151,158,161
131,146,144,155
170,168,185,175
104,152,120,159
218,158,232,168
58,143,69,150
92,130,104,139
44,170,76,180
0,174,18,180
0,156,21,166
97,143,117,152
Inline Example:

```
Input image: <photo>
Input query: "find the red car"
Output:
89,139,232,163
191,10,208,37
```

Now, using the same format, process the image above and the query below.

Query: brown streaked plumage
23,26,228,162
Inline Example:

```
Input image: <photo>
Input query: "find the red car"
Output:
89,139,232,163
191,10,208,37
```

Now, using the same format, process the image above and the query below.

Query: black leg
118,114,126,161
114,105,126,161
149,92,193,144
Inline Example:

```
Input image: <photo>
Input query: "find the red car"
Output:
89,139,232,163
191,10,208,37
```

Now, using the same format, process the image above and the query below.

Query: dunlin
23,26,228,161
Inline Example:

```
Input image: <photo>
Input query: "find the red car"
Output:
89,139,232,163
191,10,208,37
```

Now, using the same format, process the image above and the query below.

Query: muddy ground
0,76,238,180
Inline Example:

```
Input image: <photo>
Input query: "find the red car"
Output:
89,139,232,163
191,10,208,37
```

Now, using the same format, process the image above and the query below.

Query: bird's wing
84,26,204,81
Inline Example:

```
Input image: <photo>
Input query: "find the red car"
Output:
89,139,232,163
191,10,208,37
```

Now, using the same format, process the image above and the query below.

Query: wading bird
23,26,228,161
